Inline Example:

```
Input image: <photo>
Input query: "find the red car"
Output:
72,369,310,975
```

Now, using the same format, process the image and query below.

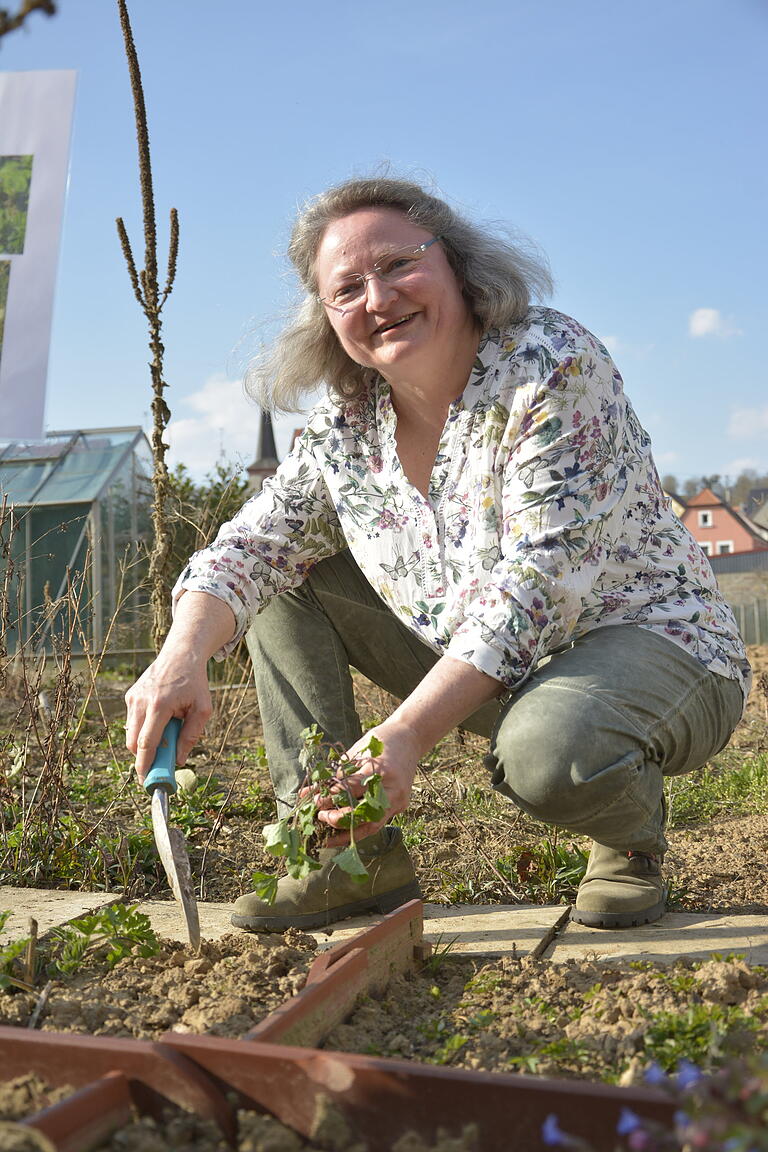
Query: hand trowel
143,717,201,951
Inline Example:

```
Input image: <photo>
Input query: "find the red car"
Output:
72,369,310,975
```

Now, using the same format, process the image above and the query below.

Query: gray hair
247,177,553,412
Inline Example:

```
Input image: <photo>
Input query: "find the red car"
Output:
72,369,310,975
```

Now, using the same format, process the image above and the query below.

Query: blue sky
2,0,766,487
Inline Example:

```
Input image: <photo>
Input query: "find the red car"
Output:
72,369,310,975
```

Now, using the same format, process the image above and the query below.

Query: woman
126,177,750,933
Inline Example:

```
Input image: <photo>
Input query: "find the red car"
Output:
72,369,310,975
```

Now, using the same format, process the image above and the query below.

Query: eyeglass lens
324,239,438,307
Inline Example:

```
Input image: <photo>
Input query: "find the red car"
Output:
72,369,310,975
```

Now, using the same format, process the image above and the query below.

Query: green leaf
296,800,318,838
309,763,333,784
333,843,369,881
364,734,384,758
262,820,295,858
250,871,279,904
352,775,388,824
286,852,322,881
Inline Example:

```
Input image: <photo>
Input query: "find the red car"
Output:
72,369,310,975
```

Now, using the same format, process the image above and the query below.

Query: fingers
176,704,211,764
324,817,387,848
125,660,212,783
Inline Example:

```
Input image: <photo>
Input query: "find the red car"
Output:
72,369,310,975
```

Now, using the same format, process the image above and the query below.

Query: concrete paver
4,889,768,969
312,903,566,958
548,912,768,965
0,887,120,944
136,899,565,957
134,899,234,943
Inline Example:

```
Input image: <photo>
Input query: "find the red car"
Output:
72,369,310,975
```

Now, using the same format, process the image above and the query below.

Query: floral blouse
174,308,751,703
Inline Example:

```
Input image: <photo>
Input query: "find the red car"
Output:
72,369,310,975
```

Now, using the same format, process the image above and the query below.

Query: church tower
246,409,279,493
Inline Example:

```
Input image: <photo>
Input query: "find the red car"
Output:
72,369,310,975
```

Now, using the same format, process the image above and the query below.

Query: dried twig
23,916,37,985
27,980,52,1029
0,0,55,41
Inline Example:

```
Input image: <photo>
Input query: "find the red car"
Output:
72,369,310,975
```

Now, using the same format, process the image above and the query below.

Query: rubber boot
571,843,667,929
231,826,422,932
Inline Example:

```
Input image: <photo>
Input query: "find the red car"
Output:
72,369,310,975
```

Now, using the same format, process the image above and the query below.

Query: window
698,510,713,528
699,541,712,556
716,541,733,555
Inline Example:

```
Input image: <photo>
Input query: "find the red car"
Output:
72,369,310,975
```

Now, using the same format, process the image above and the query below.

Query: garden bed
0,930,318,1040
324,950,768,1084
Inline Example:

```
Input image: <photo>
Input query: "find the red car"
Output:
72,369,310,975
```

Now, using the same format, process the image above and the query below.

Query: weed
642,1002,761,1072
497,835,589,905
432,1031,470,1064
507,1036,592,1072
48,904,159,975
421,933,460,977
666,753,768,826
250,726,389,903
0,904,159,993
172,774,227,836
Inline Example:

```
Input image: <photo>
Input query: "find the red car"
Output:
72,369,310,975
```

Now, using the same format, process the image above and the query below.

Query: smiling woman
125,175,751,938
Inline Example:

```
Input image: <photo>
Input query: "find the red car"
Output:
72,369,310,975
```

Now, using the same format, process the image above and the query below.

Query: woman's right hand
125,646,213,783
125,591,237,781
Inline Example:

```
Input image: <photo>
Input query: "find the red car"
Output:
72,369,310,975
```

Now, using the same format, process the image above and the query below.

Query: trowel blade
150,787,201,951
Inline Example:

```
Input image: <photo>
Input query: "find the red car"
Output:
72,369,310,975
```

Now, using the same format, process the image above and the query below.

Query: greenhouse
0,427,152,653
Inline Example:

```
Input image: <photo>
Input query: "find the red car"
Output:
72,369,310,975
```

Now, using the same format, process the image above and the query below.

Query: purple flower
617,1109,642,1135
643,1061,667,1087
676,1059,703,1089
541,1114,566,1146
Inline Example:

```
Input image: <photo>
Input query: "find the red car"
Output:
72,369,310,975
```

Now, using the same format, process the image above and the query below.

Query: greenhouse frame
0,427,153,653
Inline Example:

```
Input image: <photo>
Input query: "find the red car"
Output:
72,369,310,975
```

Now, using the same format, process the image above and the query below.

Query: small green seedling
48,904,160,976
251,726,388,904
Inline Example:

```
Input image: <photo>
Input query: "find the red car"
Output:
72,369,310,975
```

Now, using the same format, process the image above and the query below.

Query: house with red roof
680,487,768,558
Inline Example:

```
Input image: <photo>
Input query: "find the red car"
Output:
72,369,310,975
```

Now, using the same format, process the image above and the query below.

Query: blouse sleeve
445,347,635,689
172,429,347,658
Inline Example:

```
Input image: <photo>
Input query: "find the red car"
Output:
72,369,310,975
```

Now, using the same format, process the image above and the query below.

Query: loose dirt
0,930,317,1040
324,952,768,1084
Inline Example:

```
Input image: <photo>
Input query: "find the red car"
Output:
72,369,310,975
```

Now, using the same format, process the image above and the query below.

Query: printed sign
0,71,76,439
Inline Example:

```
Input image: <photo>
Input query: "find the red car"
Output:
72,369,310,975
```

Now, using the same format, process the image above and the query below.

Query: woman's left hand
310,719,422,845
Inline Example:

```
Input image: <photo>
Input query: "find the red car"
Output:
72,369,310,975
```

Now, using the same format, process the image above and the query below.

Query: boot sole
570,889,668,930
230,880,423,933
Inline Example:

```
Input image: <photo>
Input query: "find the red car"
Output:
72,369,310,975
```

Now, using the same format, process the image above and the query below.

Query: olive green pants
246,550,744,855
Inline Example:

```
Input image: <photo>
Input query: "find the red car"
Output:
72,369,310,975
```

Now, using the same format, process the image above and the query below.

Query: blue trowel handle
143,717,181,795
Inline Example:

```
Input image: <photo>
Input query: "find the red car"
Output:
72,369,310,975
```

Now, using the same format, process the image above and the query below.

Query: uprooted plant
250,725,388,903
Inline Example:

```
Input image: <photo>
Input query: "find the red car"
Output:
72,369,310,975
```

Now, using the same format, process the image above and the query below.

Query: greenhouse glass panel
0,428,152,654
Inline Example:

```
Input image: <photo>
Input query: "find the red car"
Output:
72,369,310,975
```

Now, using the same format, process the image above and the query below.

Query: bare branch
0,0,55,42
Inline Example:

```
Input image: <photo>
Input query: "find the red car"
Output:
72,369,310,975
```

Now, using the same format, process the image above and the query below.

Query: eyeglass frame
317,236,443,313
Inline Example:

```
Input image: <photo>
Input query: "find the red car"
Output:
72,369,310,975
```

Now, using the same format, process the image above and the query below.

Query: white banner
0,70,76,440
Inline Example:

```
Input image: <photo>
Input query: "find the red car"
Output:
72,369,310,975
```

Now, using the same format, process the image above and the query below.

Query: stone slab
312,903,566,958
548,912,768,965
135,900,235,943
0,887,121,944
136,900,564,957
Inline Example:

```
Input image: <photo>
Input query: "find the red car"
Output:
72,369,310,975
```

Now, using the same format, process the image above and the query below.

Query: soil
324,952,768,1084
0,930,318,1040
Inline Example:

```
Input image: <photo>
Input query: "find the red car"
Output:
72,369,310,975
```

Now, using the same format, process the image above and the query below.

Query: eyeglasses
318,236,442,312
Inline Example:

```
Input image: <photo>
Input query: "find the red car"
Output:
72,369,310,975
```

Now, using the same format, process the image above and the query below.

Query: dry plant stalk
0,0,55,41
115,0,179,652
